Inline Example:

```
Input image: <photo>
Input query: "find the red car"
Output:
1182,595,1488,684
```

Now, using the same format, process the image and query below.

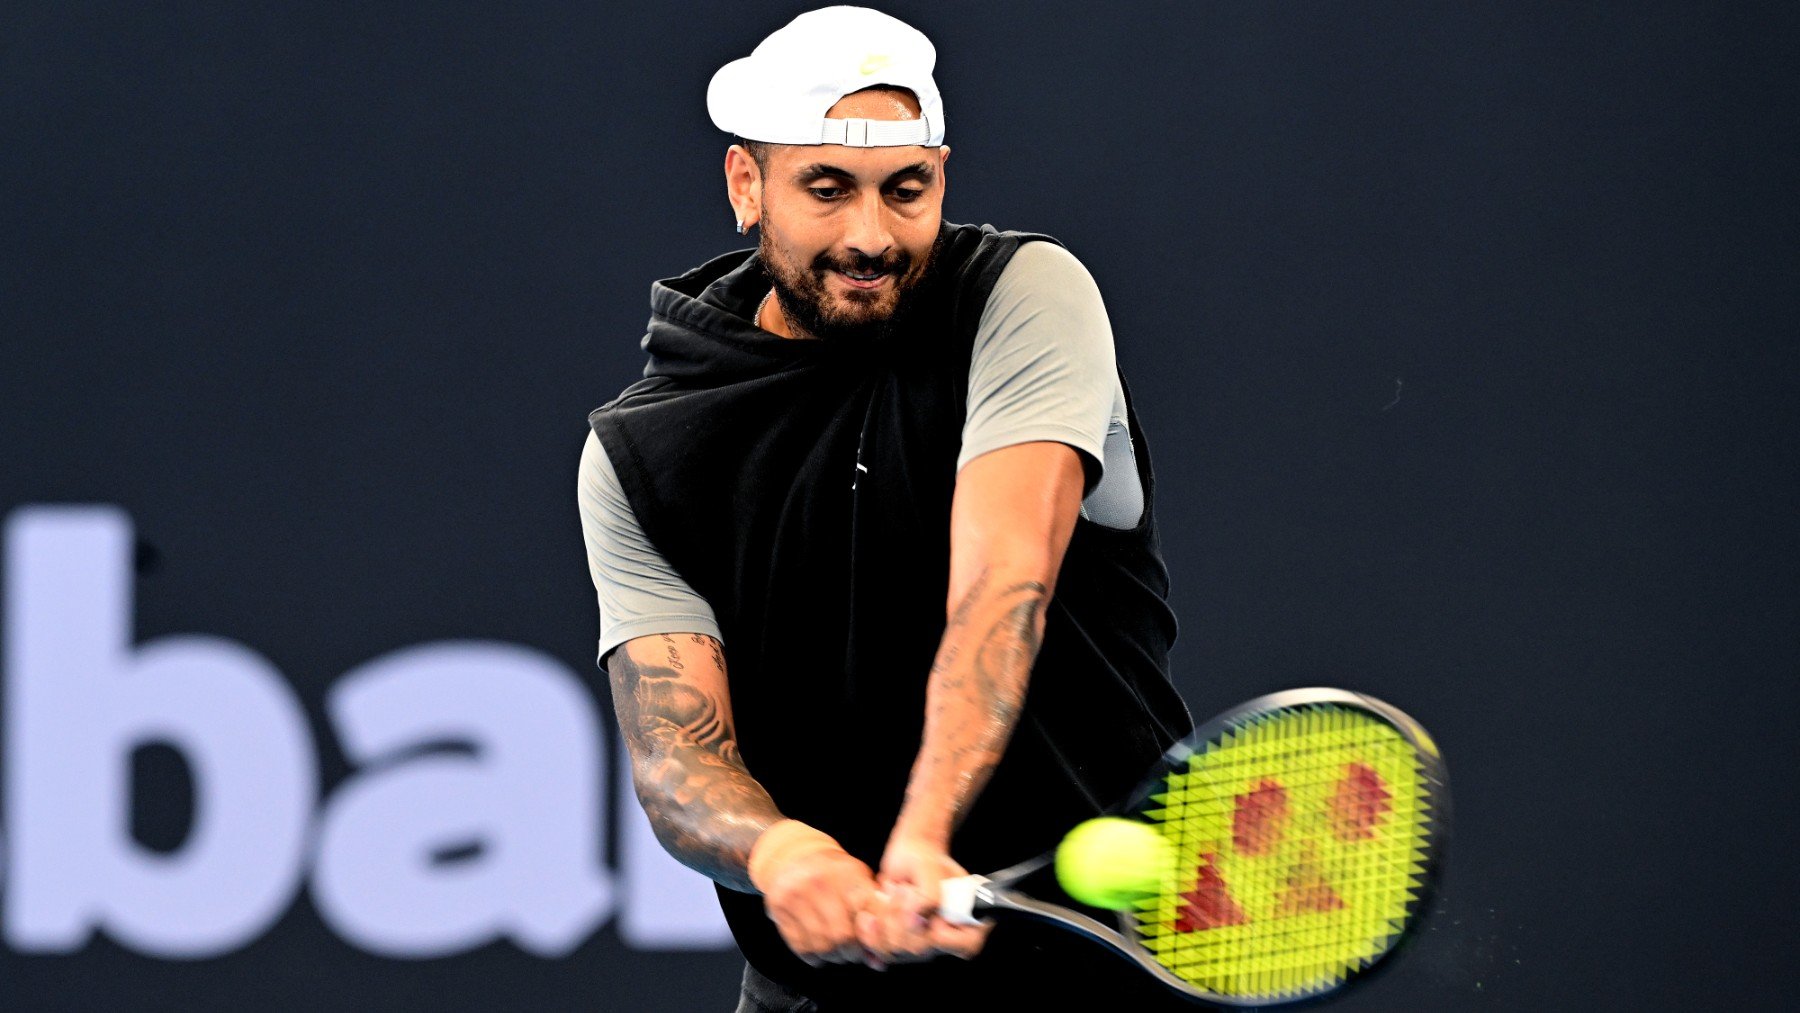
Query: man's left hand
857,834,992,965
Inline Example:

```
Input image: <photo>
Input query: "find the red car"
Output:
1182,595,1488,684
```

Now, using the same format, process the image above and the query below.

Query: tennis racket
937,687,1449,1006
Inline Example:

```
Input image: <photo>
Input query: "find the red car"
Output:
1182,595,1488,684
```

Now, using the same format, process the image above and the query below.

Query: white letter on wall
313,642,611,957
3,506,315,957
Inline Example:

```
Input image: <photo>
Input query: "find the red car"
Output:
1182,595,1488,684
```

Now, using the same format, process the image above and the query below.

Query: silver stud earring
735,219,746,235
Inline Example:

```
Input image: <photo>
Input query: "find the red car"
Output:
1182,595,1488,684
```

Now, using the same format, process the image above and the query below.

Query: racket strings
1130,704,1437,1002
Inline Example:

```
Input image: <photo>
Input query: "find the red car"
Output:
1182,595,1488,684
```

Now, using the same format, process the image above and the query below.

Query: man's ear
725,144,762,231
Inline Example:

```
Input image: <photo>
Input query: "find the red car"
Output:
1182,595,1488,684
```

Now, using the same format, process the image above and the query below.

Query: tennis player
579,7,1194,1009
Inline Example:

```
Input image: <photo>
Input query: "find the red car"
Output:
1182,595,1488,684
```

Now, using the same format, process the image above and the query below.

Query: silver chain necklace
755,287,774,329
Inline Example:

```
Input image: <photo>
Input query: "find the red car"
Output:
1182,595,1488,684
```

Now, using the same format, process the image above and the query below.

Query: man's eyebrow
793,163,856,183
791,161,937,186
882,162,935,186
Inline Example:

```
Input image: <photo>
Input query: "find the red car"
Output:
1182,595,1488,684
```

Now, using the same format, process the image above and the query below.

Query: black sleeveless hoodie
590,222,1193,1005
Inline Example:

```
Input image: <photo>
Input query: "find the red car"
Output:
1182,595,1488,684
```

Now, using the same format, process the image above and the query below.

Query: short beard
757,217,948,344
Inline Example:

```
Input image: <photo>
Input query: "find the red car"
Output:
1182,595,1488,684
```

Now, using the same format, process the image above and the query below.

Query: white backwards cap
707,6,945,148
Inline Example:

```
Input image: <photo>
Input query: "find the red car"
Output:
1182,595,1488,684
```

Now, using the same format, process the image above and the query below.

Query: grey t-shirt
578,242,1142,662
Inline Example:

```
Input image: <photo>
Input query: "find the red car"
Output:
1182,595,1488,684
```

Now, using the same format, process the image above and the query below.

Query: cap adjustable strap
817,116,935,147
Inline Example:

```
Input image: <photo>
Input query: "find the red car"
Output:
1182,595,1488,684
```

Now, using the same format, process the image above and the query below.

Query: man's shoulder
988,239,1102,306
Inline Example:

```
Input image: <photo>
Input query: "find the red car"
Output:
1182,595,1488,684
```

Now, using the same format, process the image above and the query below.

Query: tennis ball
1055,817,1173,910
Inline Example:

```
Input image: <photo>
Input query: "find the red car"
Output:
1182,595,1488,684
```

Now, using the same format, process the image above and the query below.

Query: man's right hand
748,819,884,969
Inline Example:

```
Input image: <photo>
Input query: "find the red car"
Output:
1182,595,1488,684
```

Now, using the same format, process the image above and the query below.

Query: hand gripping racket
937,688,1449,1006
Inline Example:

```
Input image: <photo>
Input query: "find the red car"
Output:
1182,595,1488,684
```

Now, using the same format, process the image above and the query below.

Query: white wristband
937,874,988,926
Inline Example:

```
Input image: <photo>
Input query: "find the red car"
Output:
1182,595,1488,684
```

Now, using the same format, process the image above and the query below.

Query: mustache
811,250,912,277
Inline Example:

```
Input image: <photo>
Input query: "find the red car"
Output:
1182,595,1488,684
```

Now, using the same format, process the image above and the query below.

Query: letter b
3,506,315,956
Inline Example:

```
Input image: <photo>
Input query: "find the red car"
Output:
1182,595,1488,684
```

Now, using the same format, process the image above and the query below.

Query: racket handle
938,874,990,926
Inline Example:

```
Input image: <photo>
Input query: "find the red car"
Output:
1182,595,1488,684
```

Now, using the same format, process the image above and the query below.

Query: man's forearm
610,634,783,892
892,566,1049,845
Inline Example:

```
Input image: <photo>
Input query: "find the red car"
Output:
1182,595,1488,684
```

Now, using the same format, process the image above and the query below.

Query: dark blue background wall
3,1,1795,1009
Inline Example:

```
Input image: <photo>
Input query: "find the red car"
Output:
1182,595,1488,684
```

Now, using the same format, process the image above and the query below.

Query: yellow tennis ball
1055,817,1173,910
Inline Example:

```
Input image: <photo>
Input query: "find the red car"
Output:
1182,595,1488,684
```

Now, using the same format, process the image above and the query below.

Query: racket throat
943,875,1198,998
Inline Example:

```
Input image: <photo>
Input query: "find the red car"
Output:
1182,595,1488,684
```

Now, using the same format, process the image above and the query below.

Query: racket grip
938,875,989,926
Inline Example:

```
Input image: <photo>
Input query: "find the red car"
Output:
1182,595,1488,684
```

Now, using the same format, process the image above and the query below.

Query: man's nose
842,190,894,261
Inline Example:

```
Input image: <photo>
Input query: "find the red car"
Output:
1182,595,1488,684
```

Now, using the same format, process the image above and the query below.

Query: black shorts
731,923,1200,1012
736,963,816,1013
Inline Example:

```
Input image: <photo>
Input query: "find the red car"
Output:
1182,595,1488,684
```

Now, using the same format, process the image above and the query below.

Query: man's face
750,89,948,341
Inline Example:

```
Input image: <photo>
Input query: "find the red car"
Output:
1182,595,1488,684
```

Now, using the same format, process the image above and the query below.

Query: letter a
313,642,612,957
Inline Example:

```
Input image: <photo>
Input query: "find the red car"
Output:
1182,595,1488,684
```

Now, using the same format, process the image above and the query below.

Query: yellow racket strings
1133,705,1434,1002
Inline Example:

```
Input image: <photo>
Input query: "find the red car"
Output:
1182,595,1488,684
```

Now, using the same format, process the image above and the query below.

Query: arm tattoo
610,634,781,892
902,569,1048,838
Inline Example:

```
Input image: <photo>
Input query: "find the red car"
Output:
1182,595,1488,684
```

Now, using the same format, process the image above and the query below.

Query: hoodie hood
639,248,810,382
639,221,987,383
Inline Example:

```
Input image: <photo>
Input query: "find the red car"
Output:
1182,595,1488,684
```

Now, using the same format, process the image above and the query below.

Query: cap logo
859,53,891,75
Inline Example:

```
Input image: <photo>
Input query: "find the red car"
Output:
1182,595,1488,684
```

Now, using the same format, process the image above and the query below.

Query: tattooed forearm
896,569,1048,843
610,634,780,892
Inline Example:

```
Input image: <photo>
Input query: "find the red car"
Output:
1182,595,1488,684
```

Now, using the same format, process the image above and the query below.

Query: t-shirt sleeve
958,241,1118,493
577,430,722,665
